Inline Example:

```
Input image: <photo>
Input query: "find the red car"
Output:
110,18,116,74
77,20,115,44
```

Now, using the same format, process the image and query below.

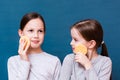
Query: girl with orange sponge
59,19,112,80
8,12,61,80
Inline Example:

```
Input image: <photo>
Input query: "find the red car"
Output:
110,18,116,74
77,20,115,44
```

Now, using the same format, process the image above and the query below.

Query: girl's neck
87,49,98,60
27,47,43,54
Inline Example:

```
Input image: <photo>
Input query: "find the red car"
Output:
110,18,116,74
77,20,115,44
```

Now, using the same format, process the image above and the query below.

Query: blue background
0,0,120,80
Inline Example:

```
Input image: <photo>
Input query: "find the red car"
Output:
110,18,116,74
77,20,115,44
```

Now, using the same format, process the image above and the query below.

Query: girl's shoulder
8,55,20,62
66,53,74,57
93,55,112,66
63,53,75,61
43,52,61,62
99,55,112,63
7,55,22,65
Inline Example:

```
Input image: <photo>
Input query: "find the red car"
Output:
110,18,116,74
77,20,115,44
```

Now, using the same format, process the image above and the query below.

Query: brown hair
20,12,46,32
71,19,109,57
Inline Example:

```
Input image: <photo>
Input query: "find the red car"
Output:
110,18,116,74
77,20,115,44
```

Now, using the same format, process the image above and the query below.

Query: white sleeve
59,55,74,80
85,58,112,80
7,56,31,80
53,58,61,80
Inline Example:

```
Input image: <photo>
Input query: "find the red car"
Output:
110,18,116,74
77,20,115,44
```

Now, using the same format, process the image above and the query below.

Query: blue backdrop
0,0,120,80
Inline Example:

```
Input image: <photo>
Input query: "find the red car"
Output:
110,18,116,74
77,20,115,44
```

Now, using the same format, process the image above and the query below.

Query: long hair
71,19,109,57
20,12,46,32
71,19,112,80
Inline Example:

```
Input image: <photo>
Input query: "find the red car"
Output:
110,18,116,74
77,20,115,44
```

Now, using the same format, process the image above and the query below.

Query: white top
8,52,61,80
59,54,112,80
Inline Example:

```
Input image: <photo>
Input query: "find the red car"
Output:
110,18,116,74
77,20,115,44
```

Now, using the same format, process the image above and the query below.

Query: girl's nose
34,32,38,37
70,39,74,46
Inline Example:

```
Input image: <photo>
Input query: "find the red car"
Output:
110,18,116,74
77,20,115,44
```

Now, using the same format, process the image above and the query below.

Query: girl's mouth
72,48,75,51
31,40,39,44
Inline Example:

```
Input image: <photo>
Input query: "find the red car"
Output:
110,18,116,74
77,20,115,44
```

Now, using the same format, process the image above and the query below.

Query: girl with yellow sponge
59,19,112,80
8,12,61,80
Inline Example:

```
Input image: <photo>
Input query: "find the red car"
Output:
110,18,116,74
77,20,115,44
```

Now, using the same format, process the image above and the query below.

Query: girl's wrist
20,55,29,61
22,57,29,61
84,62,92,70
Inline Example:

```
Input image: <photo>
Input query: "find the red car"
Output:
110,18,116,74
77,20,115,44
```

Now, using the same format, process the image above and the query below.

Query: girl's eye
38,30,44,32
28,29,33,32
74,38,78,41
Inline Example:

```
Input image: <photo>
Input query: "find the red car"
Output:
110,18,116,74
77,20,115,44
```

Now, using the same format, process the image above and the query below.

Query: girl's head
18,12,46,49
71,19,108,56
20,12,45,32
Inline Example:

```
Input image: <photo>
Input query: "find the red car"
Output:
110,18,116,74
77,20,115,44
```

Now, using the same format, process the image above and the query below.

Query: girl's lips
72,48,75,51
31,40,39,44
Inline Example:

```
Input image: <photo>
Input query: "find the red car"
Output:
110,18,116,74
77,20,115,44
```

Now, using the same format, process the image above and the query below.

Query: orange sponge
74,43,87,55
20,36,30,50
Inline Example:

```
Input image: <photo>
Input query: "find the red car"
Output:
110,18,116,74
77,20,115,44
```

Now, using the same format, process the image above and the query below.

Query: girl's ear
88,40,96,49
18,29,23,37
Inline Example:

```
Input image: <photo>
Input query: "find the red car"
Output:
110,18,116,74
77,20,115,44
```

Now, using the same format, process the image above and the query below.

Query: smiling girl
8,12,61,80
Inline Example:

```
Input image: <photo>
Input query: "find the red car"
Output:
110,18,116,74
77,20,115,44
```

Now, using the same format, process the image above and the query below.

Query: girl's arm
59,54,74,80
53,58,61,80
7,56,31,80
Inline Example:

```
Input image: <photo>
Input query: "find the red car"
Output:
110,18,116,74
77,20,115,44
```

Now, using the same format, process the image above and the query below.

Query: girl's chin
30,45,40,49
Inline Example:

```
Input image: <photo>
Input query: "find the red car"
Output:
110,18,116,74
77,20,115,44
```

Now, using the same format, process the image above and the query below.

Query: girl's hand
75,53,92,70
18,37,30,61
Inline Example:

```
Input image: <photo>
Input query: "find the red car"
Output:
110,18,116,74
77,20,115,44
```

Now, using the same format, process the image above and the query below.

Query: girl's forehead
71,28,83,39
71,28,80,36
24,18,44,29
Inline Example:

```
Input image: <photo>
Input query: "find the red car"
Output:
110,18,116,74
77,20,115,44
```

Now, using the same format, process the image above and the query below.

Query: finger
24,44,29,53
75,54,82,58
74,55,81,62
19,38,26,50
75,59,79,62
18,39,26,55
24,41,30,53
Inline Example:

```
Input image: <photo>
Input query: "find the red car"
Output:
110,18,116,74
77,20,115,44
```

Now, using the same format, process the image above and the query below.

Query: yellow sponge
20,36,30,50
74,43,87,55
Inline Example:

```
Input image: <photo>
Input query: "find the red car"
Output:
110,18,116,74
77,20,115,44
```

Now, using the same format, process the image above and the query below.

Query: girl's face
19,18,45,49
70,28,89,51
